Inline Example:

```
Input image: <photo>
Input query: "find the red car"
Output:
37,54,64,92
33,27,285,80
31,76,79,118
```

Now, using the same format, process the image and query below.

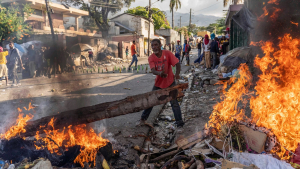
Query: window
33,9,43,16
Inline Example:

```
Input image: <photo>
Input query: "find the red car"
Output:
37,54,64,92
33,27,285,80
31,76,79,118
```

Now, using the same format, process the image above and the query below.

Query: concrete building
109,13,164,58
155,29,183,46
1,0,102,50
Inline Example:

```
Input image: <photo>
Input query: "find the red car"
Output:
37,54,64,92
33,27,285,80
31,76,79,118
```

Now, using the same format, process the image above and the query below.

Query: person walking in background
128,41,138,70
184,40,191,66
8,42,24,86
197,40,202,59
0,46,8,86
181,40,187,63
27,45,36,78
210,37,220,69
203,35,211,69
88,50,93,64
175,40,182,61
194,39,204,64
125,46,129,59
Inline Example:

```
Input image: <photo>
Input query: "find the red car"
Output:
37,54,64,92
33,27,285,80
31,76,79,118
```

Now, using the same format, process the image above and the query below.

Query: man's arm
151,68,168,78
175,62,181,79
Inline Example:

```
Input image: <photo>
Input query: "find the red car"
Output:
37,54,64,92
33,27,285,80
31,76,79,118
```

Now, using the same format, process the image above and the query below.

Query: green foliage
62,0,135,37
0,3,33,43
206,18,226,35
125,6,171,30
186,18,226,36
169,0,181,11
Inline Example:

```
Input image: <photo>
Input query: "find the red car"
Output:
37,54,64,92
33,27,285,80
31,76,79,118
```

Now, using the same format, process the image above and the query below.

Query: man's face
9,43,14,49
151,41,161,55
184,41,187,44
133,42,136,45
177,41,180,45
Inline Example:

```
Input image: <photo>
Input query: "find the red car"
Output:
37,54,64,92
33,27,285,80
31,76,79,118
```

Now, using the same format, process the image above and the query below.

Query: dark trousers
181,52,185,62
129,54,138,68
141,82,184,127
10,65,19,84
211,52,218,69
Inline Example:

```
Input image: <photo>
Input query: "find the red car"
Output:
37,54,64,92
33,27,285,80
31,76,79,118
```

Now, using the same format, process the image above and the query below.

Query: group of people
0,42,75,86
195,33,230,70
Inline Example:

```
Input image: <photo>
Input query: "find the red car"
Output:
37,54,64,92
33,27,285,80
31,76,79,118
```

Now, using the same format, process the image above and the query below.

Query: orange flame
268,0,279,5
0,113,33,140
209,34,300,160
291,21,299,27
208,63,252,132
251,34,300,159
35,118,109,167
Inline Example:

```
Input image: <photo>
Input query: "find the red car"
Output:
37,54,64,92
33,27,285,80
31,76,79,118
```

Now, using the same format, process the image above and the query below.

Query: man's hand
22,66,25,70
160,70,168,78
175,74,181,80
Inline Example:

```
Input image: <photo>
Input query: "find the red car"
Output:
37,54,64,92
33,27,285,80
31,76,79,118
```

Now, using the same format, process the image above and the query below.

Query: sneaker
17,83,21,86
11,84,17,87
135,119,146,127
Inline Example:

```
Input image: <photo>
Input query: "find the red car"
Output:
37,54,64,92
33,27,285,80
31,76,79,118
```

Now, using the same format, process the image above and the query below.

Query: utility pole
189,8,192,32
45,0,55,42
147,0,151,56
180,16,182,28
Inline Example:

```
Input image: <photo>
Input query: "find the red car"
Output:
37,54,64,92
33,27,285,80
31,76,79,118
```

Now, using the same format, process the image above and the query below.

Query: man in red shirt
128,41,138,70
136,39,184,130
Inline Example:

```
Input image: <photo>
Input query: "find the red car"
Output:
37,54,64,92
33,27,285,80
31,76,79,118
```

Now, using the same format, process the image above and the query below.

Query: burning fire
0,113,33,140
35,118,109,167
209,35,300,159
209,0,300,160
1,105,110,167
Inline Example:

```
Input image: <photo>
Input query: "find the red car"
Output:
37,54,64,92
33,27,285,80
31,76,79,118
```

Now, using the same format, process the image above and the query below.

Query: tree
0,4,33,44
63,0,135,38
125,6,171,30
169,0,181,29
206,18,226,35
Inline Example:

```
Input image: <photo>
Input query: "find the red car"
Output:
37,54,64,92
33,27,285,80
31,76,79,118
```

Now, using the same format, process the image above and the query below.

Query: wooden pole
20,83,188,137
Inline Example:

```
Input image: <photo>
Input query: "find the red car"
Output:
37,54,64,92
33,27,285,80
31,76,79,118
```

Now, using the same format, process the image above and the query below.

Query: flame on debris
208,63,252,132
251,34,300,159
209,34,300,160
0,113,33,140
35,118,109,167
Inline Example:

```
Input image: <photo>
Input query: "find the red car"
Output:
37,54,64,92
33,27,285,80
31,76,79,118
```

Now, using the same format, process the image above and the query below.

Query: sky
116,0,229,17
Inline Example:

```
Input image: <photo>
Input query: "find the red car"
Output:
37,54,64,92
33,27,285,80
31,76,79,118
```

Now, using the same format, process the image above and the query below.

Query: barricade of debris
132,65,296,169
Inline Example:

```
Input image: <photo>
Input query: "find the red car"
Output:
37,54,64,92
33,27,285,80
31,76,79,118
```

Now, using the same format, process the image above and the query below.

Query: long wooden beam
20,83,188,137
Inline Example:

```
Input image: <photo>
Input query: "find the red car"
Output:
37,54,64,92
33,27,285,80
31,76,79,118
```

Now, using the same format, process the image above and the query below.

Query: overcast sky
116,0,228,17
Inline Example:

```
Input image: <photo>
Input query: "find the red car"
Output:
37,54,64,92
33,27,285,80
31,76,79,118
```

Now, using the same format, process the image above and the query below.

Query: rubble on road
131,64,295,169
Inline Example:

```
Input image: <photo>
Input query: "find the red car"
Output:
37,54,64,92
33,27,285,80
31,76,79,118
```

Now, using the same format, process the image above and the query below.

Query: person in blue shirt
175,40,182,61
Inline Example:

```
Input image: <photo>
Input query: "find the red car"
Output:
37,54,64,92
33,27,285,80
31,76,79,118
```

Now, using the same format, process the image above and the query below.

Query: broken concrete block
239,125,267,153
32,160,53,169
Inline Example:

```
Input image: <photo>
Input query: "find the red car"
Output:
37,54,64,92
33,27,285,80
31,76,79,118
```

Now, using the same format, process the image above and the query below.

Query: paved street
0,49,197,158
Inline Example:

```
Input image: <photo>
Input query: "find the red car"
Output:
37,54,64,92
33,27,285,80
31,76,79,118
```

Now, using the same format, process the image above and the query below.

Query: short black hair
133,40,135,43
151,39,161,45
9,41,14,44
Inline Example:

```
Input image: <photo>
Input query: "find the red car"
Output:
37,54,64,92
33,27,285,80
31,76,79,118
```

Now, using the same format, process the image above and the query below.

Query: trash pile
133,64,296,169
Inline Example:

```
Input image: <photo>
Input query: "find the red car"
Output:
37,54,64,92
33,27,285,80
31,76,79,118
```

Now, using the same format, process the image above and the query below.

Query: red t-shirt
148,50,179,88
131,44,136,55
